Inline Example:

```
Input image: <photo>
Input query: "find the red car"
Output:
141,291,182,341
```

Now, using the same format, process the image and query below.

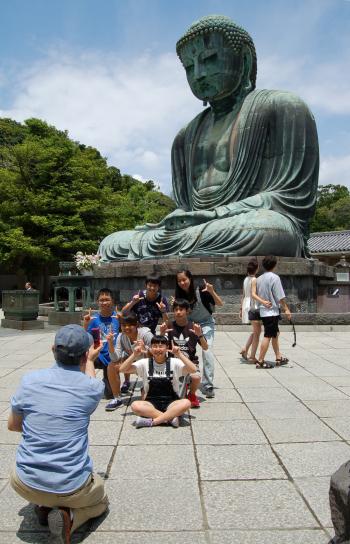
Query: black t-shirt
167,320,200,364
133,290,169,334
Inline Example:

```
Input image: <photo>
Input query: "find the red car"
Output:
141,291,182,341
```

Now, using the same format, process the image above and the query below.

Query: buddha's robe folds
99,89,319,261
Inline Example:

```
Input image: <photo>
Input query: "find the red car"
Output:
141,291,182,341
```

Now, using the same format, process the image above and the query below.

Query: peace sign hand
189,322,202,337
134,339,147,356
202,278,214,295
132,293,144,303
156,300,166,313
159,322,173,336
83,308,93,324
169,341,181,358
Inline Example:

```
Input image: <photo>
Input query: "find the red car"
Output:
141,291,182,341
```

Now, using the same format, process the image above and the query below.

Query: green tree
0,117,175,290
310,184,350,232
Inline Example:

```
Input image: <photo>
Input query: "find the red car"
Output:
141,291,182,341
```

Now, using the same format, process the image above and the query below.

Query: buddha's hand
164,210,216,231
134,209,185,231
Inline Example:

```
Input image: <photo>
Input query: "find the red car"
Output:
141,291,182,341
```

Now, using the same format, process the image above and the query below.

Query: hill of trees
0,118,176,283
310,184,350,232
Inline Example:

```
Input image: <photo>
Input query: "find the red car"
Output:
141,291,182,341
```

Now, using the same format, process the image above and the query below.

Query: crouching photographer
8,324,109,544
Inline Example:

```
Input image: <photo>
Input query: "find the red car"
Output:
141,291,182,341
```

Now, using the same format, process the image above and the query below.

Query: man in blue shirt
8,324,108,544
84,288,120,405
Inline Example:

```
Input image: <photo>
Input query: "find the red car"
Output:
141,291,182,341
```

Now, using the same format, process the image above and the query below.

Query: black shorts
146,396,178,412
248,309,260,321
261,315,280,338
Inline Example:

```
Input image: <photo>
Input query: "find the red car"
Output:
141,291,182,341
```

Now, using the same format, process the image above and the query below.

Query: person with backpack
175,269,223,398
119,335,196,428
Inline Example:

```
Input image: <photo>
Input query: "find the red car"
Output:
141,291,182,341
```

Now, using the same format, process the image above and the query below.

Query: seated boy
160,298,208,408
119,335,196,428
122,274,169,335
106,312,154,410
83,288,119,400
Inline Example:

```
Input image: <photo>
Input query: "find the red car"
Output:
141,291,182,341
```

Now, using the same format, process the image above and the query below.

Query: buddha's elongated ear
241,45,253,92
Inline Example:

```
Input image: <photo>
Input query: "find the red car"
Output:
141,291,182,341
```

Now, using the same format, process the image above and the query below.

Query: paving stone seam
216,351,328,532
0,348,52,381
266,371,350,442
188,404,211,543
270,349,350,398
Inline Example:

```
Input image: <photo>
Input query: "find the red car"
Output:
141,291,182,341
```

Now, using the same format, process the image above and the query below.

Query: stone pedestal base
48,310,83,326
1,318,45,330
69,255,335,324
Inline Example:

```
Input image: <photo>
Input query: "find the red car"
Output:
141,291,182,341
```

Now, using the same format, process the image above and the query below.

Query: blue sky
1,0,349,193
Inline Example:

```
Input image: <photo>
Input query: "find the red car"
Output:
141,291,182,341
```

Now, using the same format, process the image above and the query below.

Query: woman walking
240,260,271,363
175,269,223,398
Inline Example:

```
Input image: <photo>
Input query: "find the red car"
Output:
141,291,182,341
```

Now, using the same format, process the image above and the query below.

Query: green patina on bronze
99,14,319,261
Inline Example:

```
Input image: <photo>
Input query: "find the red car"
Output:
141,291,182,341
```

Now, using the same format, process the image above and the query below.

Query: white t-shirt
133,357,185,397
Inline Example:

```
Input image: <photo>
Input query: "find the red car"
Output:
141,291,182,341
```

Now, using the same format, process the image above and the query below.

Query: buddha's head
176,15,257,103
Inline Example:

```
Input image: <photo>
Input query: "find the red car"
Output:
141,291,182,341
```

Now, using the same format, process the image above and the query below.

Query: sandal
255,360,274,369
248,357,259,364
275,357,289,366
240,349,248,361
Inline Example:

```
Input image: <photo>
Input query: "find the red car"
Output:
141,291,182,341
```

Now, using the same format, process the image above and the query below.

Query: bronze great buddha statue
99,15,319,260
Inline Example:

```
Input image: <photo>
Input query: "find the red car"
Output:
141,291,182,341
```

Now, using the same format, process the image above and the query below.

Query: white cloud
259,54,350,115
0,49,199,193
1,44,350,197
320,155,350,189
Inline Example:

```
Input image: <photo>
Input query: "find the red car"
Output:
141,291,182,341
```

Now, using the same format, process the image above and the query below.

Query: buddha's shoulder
250,89,312,112
173,109,209,144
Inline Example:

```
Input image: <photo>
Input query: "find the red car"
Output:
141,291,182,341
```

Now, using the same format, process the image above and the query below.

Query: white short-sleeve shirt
133,357,185,396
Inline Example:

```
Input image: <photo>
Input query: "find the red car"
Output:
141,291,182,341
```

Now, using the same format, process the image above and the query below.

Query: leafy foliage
310,184,350,232
0,118,175,275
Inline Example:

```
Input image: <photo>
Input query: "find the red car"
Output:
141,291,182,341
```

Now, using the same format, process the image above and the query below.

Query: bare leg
123,373,131,383
250,321,262,360
244,333,253,354
152,399,191,425
189,373,201,394
258,336,271,363
107,362,121,397
271,335,281,359
131,400,163,419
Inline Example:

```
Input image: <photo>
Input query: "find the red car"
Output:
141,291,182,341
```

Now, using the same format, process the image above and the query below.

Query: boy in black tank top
160,299,208,408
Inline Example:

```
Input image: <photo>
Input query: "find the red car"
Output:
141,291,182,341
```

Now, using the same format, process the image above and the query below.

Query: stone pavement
1,325,350,543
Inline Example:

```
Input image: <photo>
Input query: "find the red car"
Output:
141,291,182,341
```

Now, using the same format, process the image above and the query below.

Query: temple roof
308,230,350,254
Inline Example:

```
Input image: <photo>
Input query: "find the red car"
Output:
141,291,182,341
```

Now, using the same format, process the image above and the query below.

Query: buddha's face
180,32,245,102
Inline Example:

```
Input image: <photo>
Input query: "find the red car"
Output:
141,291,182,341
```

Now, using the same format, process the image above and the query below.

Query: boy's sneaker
48,507,72,544
205,387,215,398
105,398,123,411
187,392,200,408
121,381,131,394
135,417,153,428
170,416,179,428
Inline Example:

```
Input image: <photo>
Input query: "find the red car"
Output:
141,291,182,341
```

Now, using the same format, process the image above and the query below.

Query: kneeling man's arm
8,411,23,432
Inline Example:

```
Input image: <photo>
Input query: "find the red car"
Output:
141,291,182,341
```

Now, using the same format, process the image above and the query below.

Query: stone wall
89,256,334,317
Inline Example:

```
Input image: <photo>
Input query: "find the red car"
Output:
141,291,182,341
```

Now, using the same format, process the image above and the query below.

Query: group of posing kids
7,259,294,543
83,271,223,427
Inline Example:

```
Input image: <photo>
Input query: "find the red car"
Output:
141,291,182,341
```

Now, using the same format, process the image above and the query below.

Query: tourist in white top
240,260,272,363
119,335,197,428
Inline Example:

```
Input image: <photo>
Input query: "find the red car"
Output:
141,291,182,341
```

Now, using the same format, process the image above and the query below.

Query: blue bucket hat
54,324,93,364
